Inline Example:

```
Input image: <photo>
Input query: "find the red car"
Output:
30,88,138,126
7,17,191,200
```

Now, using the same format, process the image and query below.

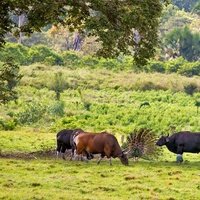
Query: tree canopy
0,0,169,66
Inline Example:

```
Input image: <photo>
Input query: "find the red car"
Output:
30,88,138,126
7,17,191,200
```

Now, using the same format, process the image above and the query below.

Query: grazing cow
156,131,200,163
73,131,129,165
56,128,83,160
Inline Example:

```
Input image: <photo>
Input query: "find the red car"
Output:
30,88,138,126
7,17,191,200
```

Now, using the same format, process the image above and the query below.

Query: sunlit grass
0,131,200,200
0,157,199,200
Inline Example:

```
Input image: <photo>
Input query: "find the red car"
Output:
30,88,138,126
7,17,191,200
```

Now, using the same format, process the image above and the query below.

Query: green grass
0,131,200,200
0,156,199,200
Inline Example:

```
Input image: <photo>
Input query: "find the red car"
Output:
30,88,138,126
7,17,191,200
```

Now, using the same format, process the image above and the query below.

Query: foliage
164,26,200,61
159,5,197,35
28,44,63,66
47,101,65,117
0,117,18,130
171,0,199,12
61,51,80,67
184,83,198,96
178,61,200,77
48,72,67,100
0,60,23,104
47,26,83,52
145,59,166,73
164,57,186,73
16,101,47,125
193,0,200,15
0,42,199,77
0,0,169,66
0,42,30,65
1,65,200,133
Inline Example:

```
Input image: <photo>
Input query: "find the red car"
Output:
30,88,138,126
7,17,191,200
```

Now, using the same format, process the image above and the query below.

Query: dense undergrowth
0,64,200,136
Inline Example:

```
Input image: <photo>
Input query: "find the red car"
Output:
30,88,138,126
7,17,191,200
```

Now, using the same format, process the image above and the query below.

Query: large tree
0,0,169,66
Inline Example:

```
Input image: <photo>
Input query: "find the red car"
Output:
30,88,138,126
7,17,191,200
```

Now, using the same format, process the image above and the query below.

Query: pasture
0,130,199,200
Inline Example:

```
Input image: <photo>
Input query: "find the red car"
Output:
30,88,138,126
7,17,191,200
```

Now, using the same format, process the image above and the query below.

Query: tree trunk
18,14,24,43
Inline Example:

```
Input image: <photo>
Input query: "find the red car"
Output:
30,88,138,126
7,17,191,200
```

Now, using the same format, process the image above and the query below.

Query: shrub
178,61,200,77
164,57,186,73
61,51,80,67
16,101,47,124
80,56,99,68
98,58,119,70
0,42,30,65
0,117,18,130
48,72,68,100
28,45,63,65
47,101,65,117
184,83,198,96
146,60,165,73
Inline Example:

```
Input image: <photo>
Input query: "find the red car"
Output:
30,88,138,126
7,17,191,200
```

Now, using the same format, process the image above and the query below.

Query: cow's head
119,152,129,166
155,135,169,146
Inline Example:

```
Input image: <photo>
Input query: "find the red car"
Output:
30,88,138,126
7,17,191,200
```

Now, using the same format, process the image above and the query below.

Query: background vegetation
0,62,200,136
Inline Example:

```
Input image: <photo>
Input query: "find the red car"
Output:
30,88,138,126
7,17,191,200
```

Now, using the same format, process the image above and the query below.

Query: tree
171,0,199,12
164,26,200,61
193,0,200,15
0,60,23,104
49,72,66,101
0,0,169,66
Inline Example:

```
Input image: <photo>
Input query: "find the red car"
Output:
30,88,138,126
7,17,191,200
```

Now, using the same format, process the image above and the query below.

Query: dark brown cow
73,131,128,165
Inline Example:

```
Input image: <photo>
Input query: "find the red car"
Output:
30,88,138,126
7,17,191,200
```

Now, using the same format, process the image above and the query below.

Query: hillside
1,64,200,136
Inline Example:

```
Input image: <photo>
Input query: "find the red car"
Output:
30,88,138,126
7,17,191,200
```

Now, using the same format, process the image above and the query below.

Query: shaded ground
0,149,72,160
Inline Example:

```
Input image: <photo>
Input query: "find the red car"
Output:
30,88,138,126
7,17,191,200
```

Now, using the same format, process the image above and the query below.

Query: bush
146,60,165,73
178,61,200,77
0,42,30,65
164,57,186,73
80,56,99,68
61,51,80,67
47,101,65,117
0,117,18,130
16,101,47,124
28,45,63,65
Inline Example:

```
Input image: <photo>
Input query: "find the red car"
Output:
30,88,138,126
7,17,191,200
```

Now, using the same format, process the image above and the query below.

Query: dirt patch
0,149,72,160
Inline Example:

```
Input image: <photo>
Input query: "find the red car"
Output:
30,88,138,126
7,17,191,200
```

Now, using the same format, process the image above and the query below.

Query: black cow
56,128,83,160
156,131,200,163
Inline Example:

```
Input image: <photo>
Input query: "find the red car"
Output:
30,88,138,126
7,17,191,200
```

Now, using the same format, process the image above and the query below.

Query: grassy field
1,65,200,199
0,130,199,200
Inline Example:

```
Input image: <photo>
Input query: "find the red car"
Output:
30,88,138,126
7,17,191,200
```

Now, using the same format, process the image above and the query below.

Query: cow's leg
176,144,184,163
85,150,94,160
107,157,112,165
81,150,89,163
73,149,79,160
176,154,183,163
70,146,75,161
74,149,88,162
61,146,67,160
56,141,62,159
97,154,105,164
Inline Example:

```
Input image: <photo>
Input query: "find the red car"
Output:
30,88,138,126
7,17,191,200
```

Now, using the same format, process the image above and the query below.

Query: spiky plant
122,128,162,161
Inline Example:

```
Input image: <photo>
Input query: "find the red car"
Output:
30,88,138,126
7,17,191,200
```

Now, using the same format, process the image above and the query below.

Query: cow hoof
176,155,183,163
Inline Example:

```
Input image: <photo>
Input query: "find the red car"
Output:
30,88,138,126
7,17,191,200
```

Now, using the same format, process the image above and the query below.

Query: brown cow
73,131,128,165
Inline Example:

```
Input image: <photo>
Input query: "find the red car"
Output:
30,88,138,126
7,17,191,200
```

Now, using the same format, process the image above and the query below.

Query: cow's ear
166,137,169,142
